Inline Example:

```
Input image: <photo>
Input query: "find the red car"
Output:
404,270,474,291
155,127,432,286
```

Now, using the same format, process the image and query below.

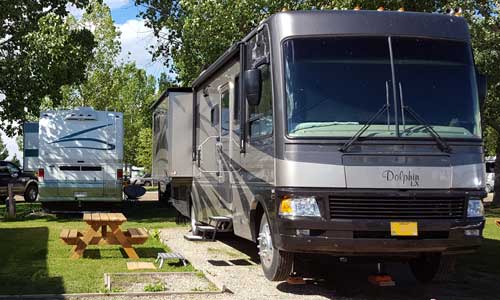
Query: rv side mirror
244,69,262,106
477,72,487,108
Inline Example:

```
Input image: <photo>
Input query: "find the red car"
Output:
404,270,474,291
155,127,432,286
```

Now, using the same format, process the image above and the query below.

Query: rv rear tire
258,214,293,281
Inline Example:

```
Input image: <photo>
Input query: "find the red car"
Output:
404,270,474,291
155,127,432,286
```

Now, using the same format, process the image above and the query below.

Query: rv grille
329,195,466,219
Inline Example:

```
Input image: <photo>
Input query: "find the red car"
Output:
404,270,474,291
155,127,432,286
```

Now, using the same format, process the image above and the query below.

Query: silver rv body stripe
276,159,484,189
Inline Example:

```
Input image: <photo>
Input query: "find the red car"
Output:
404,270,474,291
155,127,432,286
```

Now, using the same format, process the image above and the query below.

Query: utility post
7,183,16,218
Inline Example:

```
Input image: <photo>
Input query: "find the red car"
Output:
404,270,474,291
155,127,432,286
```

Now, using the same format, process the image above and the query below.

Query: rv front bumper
273,188,486,256
275,217,484,256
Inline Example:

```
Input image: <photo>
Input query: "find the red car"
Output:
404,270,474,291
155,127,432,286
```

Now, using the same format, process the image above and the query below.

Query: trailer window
59,166,81,171
81,166,102,171
249,64,273,139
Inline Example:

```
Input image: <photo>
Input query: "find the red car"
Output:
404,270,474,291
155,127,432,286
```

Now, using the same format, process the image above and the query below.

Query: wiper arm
403,105,452,153
339,104,389,152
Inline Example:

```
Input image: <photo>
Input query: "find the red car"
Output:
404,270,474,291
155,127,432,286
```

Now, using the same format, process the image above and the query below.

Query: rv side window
221,89,230,136
249,64,273,139
211,105,219,127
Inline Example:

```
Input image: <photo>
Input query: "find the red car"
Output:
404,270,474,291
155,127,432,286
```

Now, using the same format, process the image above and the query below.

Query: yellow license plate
390,222,418,236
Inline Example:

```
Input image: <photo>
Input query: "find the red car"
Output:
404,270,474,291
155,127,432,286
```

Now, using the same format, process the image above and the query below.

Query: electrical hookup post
5,183,16,219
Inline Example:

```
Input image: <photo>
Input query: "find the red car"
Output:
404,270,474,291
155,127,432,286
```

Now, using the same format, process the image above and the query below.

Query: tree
136,127,153,173
0,137,9,161
138,0,500,204
158,72,176,92
11,155,21,168
0,1,96,135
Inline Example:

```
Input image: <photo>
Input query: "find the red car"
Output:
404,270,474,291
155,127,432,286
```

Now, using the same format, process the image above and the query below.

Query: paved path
160,228,339,300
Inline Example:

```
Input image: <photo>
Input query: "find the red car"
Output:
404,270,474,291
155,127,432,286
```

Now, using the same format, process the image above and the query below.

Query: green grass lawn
0,201,190,295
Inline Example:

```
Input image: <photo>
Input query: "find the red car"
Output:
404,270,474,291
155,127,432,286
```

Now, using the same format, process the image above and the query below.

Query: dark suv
0,161,38,203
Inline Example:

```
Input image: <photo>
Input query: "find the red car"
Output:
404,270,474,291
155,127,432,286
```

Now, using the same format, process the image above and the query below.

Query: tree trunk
491,136,500,207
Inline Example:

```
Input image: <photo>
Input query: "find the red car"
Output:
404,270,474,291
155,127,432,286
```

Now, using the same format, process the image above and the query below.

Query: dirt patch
105,272,218,293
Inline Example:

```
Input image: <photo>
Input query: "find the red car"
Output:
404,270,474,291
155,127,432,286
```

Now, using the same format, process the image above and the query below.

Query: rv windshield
284,37,481,139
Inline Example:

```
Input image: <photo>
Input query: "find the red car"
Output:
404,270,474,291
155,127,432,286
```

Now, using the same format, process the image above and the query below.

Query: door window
249,64,273,139
221,89,230,136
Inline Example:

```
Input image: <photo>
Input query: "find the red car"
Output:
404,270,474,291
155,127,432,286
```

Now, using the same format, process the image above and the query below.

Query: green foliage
143,282,166,292
136,127,153,172
0,137,8,161
0,1,95,135
10,155,21,168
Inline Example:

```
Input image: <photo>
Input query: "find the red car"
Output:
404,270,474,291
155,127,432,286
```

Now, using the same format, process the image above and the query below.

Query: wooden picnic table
60,212,148,259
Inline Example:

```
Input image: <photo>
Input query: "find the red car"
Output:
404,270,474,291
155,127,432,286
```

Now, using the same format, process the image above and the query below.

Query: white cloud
67,0,129,20
105,0,130,9
66,3,84,19
117,19,170,78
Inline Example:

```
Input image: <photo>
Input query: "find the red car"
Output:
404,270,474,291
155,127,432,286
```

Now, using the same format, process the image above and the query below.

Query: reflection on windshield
284,37,480,139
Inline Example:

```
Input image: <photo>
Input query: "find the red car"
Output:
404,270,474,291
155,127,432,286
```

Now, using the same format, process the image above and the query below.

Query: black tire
24,184,38,203
258,214,294,281
144,181,152,187
409,253,455,283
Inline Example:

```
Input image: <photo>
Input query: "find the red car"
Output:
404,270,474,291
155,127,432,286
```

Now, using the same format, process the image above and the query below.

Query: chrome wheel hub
258,222,274,267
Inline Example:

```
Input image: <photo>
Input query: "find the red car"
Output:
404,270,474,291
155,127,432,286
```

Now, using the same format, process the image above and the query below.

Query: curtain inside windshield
285,37,396,137
392,37,480,138
284,37,480,139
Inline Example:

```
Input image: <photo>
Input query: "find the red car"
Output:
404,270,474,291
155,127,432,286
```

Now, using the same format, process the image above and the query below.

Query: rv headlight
279,196,321,217
467,198,484,218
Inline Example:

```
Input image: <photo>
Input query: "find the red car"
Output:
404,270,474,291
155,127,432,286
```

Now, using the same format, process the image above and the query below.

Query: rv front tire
258,214,293,281
409,253,455,283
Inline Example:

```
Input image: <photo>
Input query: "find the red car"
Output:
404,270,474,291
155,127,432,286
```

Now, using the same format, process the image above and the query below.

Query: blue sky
68,0,170,79
3,0,171,162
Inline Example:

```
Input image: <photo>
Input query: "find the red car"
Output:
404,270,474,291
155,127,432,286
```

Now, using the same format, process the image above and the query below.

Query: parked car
486,158,495,193
133,173,157,187
0,161,38,203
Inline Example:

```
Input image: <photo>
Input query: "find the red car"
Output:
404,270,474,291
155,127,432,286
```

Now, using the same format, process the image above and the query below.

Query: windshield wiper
339,104,389,152
403,105,452,153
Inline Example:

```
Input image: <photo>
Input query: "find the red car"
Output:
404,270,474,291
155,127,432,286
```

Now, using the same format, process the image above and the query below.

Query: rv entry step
185,216,233,241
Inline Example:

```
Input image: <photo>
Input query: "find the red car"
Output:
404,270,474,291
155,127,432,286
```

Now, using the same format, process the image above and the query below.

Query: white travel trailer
38,107,124,206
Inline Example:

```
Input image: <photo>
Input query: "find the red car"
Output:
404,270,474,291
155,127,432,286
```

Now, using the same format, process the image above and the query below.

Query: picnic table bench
60,212,148,259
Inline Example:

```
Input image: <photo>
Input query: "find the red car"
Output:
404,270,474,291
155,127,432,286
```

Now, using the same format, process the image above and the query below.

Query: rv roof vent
65,107,97,120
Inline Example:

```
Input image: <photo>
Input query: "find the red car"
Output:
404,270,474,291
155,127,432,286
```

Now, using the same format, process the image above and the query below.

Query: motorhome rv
38,107,124,208
157,10,488,283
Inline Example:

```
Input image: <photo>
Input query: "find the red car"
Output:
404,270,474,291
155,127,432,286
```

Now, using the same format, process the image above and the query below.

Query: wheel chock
368,274,395,287
286,276,306,285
